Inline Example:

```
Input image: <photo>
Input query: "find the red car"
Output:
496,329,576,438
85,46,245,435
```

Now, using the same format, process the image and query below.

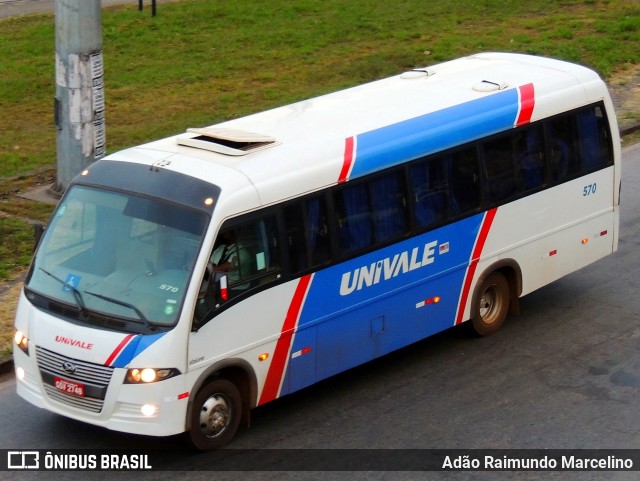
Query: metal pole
138,1,157,16
54,0,106,193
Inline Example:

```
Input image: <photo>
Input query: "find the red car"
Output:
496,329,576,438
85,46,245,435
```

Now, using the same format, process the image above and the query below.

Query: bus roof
104,52,610,212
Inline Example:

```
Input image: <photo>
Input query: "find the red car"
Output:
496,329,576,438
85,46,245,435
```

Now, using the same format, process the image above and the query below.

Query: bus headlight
125,367,180,384
14,330,29,355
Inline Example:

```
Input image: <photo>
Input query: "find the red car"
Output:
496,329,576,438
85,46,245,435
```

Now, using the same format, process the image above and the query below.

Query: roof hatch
177,128,280,156
473,80,509,92
400,67,436,80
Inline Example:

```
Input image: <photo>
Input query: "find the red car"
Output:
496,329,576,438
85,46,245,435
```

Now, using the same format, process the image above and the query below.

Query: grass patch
0,169,55,287
0,217,31,362
1,0,639,179
0,218,34,281
0,283,21,363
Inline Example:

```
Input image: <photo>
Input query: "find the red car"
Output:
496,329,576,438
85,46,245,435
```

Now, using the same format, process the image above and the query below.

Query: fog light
16,366,25,380
141,404,159,417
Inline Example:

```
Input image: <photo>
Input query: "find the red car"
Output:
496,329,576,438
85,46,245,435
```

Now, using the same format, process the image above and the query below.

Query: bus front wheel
471,271,510,336
188,378,242,450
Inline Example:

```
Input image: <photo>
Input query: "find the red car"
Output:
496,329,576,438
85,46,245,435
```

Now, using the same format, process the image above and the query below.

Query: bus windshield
26,185,209,332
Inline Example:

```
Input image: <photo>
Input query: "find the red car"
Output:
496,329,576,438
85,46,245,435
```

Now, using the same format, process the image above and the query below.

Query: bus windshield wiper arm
83,290,152,328
38,267,88,315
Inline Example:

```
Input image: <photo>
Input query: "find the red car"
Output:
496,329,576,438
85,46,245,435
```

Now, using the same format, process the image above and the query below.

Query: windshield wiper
83,290,155,328
38,267,88,316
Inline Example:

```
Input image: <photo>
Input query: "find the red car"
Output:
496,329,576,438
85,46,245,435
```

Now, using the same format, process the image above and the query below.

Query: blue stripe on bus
279,213,485,395
349,88,520,179
111,332,168,368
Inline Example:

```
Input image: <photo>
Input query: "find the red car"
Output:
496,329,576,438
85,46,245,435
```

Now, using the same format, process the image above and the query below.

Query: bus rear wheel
471,271,510,336
188,378,242,451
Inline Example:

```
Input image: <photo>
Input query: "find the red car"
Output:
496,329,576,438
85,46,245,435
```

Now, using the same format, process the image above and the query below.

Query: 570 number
583,183,597,196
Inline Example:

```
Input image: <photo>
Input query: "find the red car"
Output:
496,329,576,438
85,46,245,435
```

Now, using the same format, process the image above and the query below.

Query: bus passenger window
482,134,517,204
515,125,545,192
285,196,331,274
577,105,613,171
410,158,448,229
546,114,581,183
370,172,408,242
410,147,480,230
449,147,480,214
336,182,373,255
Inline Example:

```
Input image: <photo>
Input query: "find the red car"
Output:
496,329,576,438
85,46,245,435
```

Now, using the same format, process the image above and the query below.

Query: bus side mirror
33,223,46,253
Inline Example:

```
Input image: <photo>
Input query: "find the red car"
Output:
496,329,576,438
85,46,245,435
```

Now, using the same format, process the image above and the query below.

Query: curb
0,358,14,376
621,123,640,138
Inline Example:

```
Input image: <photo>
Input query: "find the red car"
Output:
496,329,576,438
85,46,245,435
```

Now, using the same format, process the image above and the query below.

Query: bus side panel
280,214,485,392
284,325,317,393
481,167,616,299
187,281,300,403
282,166,616,392
193,167,616,402
313,264,468,382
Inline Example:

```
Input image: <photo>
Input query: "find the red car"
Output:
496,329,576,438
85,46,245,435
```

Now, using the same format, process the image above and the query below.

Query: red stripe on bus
516,83,535,126
455,208,498,325
104,334,134,366
338,136,355,183
258,274,313,405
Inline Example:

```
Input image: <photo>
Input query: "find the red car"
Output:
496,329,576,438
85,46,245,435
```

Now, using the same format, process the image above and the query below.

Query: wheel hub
479,286,498,323
199,394,230,437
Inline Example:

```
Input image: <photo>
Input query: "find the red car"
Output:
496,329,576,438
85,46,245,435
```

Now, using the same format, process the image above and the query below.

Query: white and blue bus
14,53,620,449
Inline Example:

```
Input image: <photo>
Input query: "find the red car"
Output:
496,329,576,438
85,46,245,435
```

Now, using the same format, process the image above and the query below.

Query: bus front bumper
13,348,189,438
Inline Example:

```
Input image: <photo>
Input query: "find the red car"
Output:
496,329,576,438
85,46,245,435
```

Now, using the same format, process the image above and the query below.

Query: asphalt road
1,144,639,481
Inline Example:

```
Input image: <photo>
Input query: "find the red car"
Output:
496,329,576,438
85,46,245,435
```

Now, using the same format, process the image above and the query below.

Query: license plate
54,376,85,397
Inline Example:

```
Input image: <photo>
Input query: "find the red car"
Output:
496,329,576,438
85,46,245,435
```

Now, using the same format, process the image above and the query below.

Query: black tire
187,378,242,451
470,271,510,336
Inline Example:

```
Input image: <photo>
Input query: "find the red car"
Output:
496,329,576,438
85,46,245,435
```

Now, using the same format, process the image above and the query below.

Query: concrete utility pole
54,0,106,193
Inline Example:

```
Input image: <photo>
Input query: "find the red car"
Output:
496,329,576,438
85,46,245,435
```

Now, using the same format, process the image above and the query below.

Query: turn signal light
416,296,441,309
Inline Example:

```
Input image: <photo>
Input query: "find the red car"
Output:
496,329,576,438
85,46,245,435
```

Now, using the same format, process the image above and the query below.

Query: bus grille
36,346,114,414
